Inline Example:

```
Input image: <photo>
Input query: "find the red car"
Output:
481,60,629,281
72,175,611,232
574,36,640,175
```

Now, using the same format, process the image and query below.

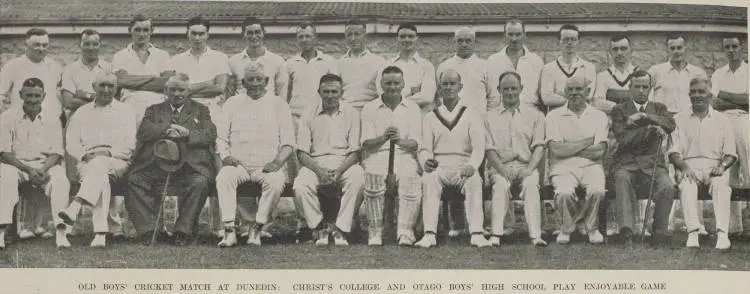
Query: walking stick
151,172,171,246
383,140,398,244
641,132,665,245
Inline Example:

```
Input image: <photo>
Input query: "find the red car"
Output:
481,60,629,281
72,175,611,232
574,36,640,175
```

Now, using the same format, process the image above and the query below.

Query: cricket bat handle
388,139,396,175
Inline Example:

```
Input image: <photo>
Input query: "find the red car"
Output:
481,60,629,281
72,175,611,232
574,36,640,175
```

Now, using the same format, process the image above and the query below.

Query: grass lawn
3,199,749,270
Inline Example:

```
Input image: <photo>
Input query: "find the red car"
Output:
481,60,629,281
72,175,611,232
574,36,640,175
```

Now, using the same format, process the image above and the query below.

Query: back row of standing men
0,15,746,250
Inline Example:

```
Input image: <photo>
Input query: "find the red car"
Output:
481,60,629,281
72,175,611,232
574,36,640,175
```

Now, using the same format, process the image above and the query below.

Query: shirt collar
184,47,213,58
690,106,717,118
499,102,522,114
667,60,695,72
377,97,408,109
23,54,49,65
344,49,371,59
609,63,635,74
128,43,154,53
452,54,478,62
169,103,185,113
561,103,591,117
92,99,119,109
77,58,106,70
438,102,464,115
20,109,42,121
240,47,268,60
556,55,585,68
317,106,343,116
633,100,649,110
291,50,327,62
392,51,422,63
501,45,532,59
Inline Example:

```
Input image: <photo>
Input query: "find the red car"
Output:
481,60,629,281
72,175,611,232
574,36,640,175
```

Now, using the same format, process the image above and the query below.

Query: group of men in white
0,15,747,251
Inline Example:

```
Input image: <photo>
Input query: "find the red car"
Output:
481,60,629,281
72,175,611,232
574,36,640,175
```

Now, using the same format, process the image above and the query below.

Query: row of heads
22,15,746,47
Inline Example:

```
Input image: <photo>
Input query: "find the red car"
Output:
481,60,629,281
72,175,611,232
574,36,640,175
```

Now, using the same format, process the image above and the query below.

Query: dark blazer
130,99,217,180
611,99,675,174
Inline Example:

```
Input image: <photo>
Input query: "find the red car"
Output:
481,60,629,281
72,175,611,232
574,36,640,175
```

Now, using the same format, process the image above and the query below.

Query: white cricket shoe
90,234,106,248
415,234,437,248
588,230,604,244
532,238,548,247
18,229,36,240
315,229,329,246
332,230,348,246
489,236,501,247
556,232,571,245
246,227,261,246
470,234,490,248
217,230,237,248
367,228,382,246
56,228,71,248
715,232,731,250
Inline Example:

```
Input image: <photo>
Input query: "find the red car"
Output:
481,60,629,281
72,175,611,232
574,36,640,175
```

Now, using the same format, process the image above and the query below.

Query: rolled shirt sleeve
531,112,546,149
721,115,737,159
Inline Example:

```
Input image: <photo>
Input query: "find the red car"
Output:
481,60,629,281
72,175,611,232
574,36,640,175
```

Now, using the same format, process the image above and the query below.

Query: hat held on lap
154,139,182,172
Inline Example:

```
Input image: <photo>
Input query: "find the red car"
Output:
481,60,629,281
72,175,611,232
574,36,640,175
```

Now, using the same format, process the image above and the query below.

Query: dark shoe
107,233,127,244
137,231,169,246
650,233,678,249
172,232,193,246
57,211,75,227
619,227,634,244
137,231,156,246
296,227,314,244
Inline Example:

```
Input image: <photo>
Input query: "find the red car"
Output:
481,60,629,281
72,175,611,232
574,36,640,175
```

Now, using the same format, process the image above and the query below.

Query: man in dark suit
126,73,217,246
611,70,676,246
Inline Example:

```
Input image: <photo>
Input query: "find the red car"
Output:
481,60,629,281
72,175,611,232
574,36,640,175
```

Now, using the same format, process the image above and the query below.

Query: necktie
171,108,180,123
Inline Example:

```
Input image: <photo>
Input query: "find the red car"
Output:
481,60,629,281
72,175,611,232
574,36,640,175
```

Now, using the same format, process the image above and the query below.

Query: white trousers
217,165,286,226
0,162,69,227
489,167,542,239
292,156,364,232
422,166,484,234
75,156,129,233
678,159,731,233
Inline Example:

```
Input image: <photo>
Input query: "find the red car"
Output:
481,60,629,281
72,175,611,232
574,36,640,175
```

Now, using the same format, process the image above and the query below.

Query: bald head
454,27,476,59
92,72,118,105
439,69,463,102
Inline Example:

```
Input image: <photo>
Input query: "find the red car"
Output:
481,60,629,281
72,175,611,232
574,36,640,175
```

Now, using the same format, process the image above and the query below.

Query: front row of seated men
0,60,739,251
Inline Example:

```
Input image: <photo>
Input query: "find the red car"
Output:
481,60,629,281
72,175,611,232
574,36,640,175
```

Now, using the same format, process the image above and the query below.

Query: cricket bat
382,140,398,245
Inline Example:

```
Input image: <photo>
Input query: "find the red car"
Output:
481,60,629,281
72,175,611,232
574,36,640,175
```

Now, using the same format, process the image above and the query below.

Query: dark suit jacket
611,99,675,174
130,99,217,180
